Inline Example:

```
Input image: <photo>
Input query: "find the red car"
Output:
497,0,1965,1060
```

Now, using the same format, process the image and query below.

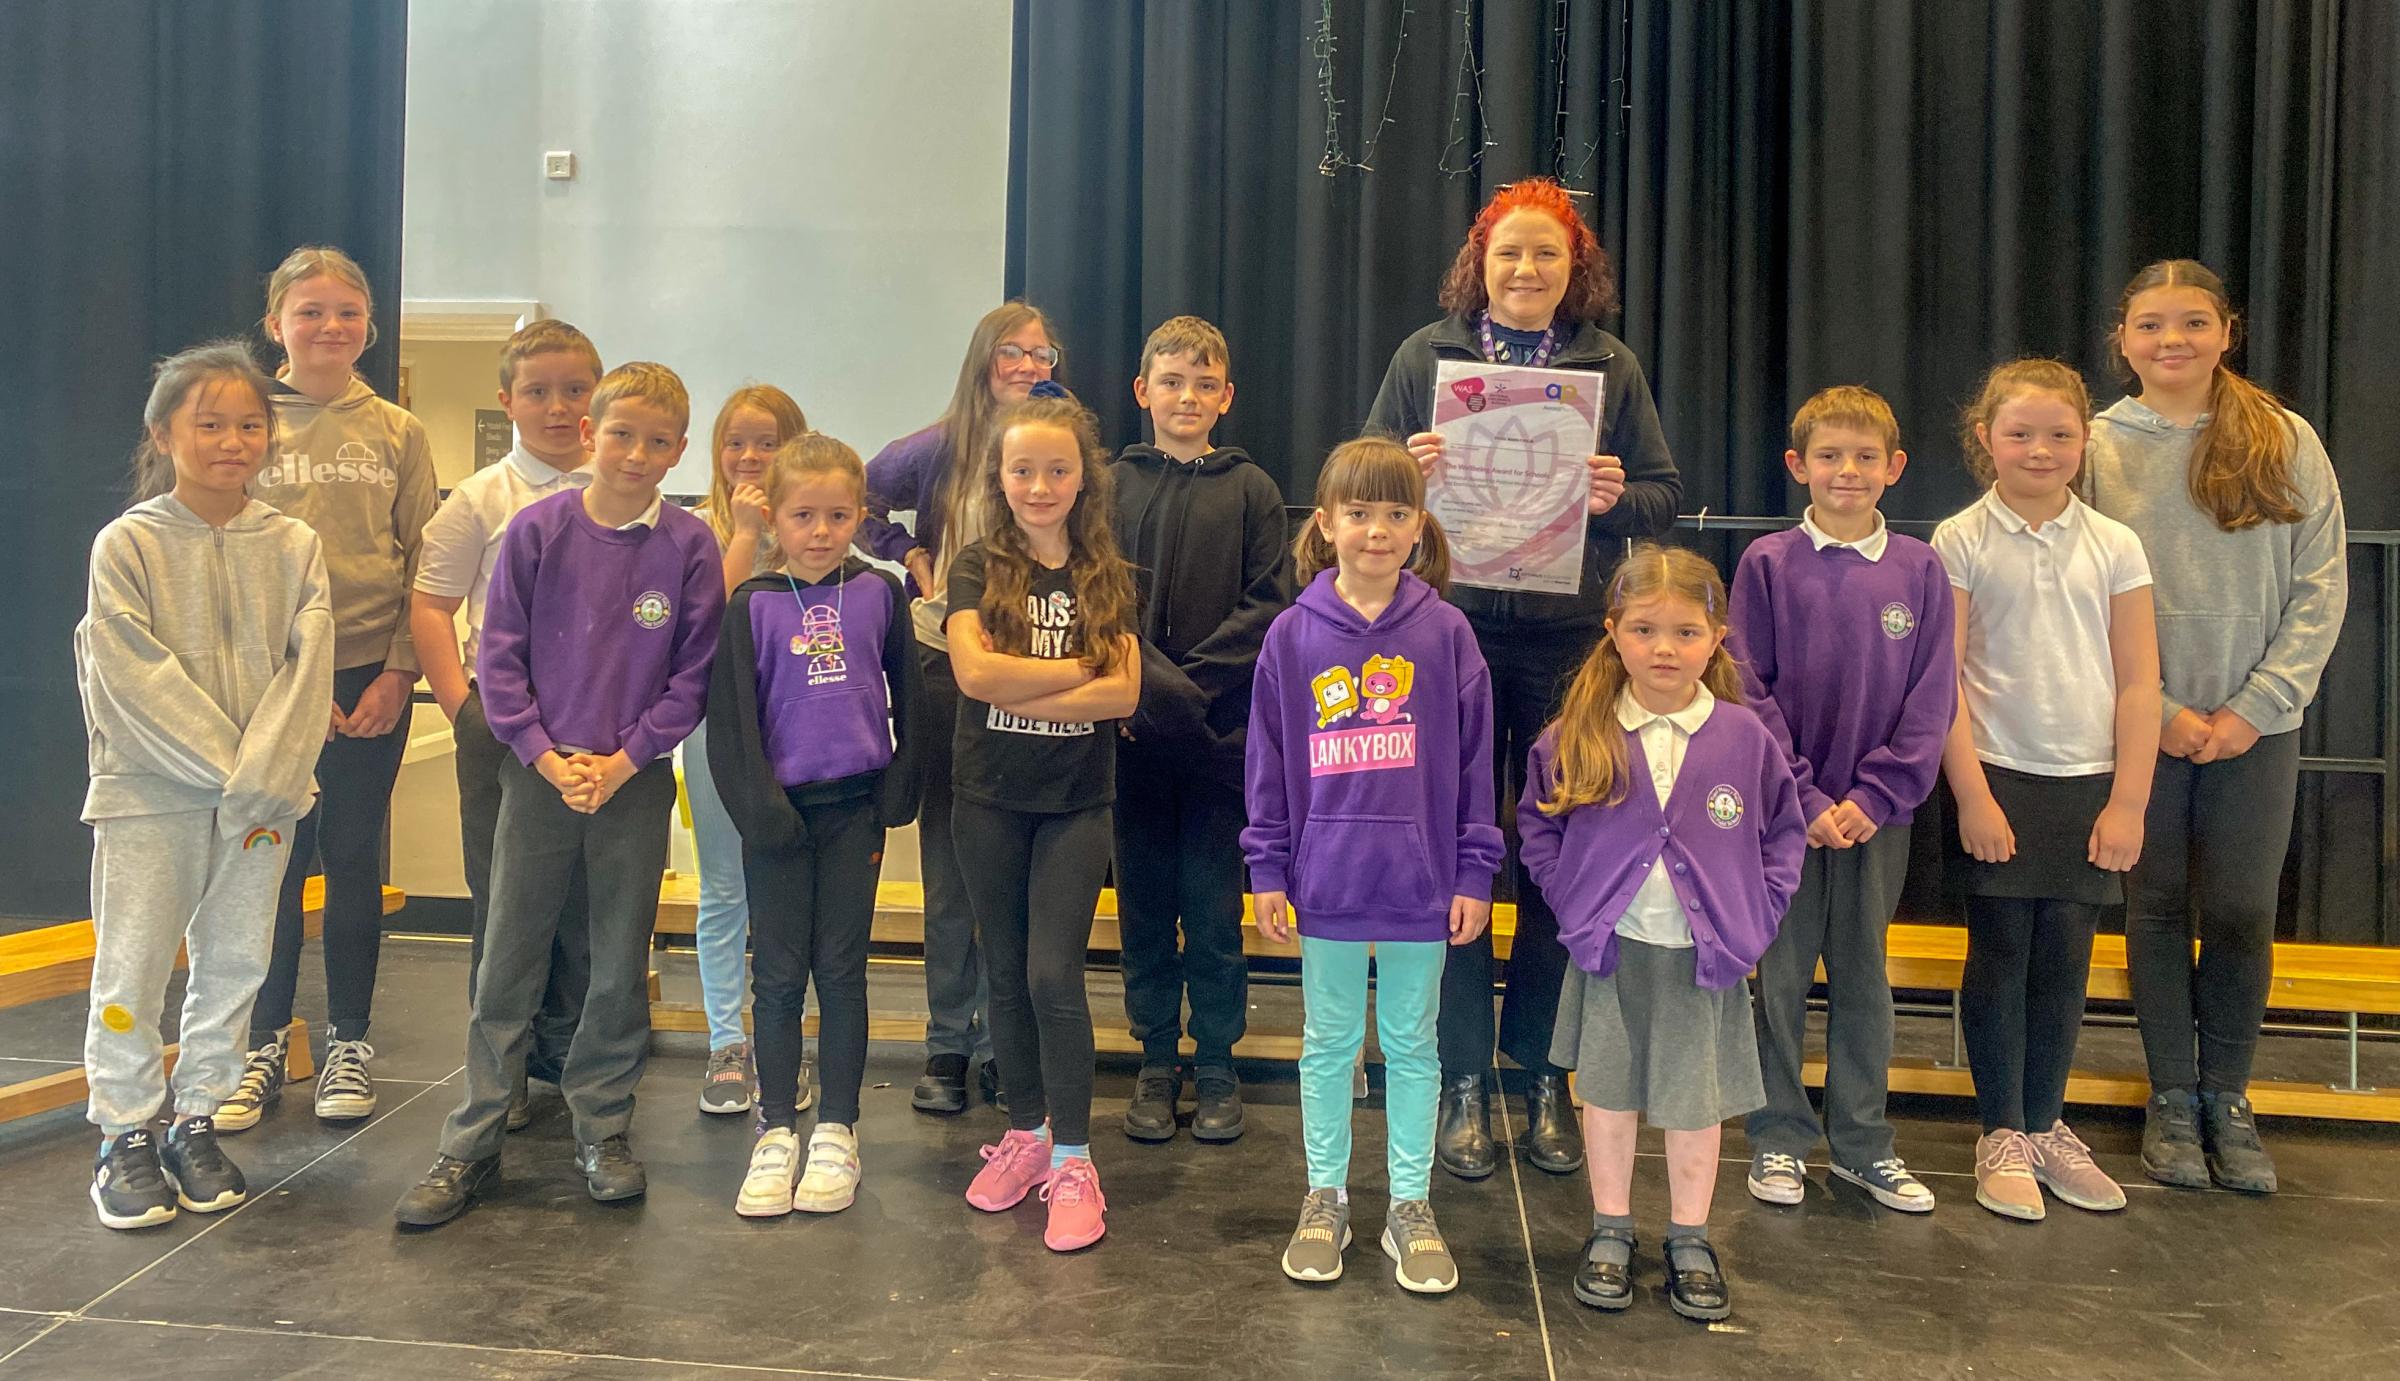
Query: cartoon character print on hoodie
1243,569,1504,944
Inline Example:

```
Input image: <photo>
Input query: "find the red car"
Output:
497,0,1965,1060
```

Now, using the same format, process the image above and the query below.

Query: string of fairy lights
1319,0,1630,187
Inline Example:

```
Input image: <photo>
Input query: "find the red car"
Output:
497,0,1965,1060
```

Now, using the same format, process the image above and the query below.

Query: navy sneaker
91,1129,177,1230
160,1117,247,1213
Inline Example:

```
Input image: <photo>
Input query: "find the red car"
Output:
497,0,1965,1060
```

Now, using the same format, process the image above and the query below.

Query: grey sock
1586,1211,1634,1267
1666,1221,1713,1274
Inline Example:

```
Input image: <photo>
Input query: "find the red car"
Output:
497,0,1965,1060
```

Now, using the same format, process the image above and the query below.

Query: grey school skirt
1550,938,1765,1131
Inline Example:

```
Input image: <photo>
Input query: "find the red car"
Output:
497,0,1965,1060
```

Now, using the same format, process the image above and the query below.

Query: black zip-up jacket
1365,313,1682,634
1110,444,1293,790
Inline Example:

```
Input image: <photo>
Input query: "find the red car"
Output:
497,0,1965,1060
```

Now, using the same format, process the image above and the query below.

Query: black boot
1435,1072,1497,1180
1520,1071,1584,1173
912,1054,969,1115
1123,1065,1181,1142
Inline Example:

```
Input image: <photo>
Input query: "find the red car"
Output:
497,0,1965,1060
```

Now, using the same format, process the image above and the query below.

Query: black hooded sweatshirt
1110,444,1293,790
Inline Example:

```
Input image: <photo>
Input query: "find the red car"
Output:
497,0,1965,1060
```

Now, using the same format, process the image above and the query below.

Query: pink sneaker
1041,1156,1107,1251
966,1129,1051,1211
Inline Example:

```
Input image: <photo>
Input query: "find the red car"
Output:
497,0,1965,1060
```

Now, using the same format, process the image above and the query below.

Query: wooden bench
651,880,2398,1122
0,880,406,1124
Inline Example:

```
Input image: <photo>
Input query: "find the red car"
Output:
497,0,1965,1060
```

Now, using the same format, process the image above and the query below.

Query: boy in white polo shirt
408,319,605,1122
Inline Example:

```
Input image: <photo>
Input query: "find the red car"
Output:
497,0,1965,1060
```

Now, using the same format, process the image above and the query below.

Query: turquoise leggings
1300,936,1445,1202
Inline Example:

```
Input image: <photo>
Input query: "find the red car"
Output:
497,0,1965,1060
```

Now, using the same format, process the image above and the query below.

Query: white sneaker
314,1039,377,1121
736,1128,800,1218
792,1122,860,1214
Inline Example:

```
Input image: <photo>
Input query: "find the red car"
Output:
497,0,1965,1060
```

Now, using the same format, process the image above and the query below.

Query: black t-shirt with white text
945,541,1116,813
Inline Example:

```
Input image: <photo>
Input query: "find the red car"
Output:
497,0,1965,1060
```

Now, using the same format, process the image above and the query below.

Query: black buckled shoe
1520,1072,1584,1173
1123,1065,1181,1142
1571,1226,1637,1311
912,1054,969,1115
1191,1066,1246,1143
1664,1238,1732,1322
1435,1073,1497,1180
394,1152,499,1227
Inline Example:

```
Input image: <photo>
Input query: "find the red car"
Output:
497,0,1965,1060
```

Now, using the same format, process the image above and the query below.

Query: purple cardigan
859,424,950,569
1518,706,1806,991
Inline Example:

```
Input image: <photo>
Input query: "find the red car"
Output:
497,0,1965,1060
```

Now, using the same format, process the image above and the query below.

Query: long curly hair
1536,544,1743,814
2108,259,2301,532
974,394,1135,675
1437,178,1618,324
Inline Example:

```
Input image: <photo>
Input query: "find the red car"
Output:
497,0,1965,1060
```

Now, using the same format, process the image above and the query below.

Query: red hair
1438,179,1618,323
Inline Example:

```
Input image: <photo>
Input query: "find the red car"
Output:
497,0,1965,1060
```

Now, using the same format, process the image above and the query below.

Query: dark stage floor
0,934,2395,1380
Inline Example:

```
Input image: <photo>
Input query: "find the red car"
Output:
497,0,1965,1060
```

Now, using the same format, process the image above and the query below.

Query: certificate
1427,360,1603,595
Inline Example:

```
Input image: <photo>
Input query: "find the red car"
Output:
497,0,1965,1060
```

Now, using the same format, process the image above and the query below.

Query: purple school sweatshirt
1729,528,1957,827
859,424,948,567
1518,708,1807,991
1242,569,1504,943
478,490,725,767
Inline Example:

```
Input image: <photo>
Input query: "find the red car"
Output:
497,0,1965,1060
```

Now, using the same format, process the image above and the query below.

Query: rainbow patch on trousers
242,827,282,851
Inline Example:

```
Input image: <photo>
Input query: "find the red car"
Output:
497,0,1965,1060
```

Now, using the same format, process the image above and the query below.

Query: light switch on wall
543,150,576,180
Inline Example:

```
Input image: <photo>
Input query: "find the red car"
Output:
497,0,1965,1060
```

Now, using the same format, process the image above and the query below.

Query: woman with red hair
1366,177,1682,1184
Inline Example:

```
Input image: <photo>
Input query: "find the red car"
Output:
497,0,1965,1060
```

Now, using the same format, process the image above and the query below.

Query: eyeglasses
995,344,1062,368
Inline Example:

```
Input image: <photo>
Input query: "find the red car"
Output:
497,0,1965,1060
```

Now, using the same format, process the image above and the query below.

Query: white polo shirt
1800,506,1889,561
412,446,591,673
1931,489,2152,776
1613,684,1716,947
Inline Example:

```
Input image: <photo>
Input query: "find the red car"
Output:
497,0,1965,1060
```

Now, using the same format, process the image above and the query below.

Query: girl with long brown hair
943,390,1138,1254
2087,260,2348,1194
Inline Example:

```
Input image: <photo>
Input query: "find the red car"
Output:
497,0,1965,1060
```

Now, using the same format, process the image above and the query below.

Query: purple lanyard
1477,312,1561,368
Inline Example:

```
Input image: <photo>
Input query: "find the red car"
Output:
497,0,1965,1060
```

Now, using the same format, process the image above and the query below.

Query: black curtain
0,0,408,921
1009,0,2400,942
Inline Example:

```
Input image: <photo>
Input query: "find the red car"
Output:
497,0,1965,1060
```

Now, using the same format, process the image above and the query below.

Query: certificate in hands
1427,360,1603,595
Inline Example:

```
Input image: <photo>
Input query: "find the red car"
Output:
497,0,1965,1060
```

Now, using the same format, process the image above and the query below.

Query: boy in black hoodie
1111,316,1292,1142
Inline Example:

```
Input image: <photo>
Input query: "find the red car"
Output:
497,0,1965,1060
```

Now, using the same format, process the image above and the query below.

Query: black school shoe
1520,1072,1584,1173
1123,1065,1181,1141
980,1057,1008,1114
2141,1089,2209,1188
1663,1238,1732,1322
2200,1091,2279,1194
394,1152,500,1227
160,1116,246,1213
1571,1226,1636,1311
1191,1066,1246,1143
575,1134,647,1201
1435,1073,1497,1180
91,1129,177,1230
912,1054,969,1114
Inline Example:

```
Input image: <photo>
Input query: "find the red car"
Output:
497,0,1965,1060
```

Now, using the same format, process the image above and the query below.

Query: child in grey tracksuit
76,344,335,1227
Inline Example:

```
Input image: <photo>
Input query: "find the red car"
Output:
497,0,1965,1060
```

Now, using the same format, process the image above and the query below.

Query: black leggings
1961,897,2102,1134
2126,733,2300,1096
952,799,1111,1148
253,661,408,1044
744,795,885,1130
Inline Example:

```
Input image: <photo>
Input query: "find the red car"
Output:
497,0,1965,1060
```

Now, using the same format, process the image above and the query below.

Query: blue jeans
1299,935,1444,1201
680,717,751,1051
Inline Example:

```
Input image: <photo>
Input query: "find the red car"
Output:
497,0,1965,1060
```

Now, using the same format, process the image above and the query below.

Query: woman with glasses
862,302,1063,1116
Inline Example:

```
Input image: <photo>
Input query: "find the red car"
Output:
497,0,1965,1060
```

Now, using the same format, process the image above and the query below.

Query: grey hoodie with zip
76,495,337,833
253,375,436,673
2087,396,2348,735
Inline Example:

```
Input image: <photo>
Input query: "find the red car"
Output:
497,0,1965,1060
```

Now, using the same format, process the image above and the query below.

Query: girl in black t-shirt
945,390,1140,1253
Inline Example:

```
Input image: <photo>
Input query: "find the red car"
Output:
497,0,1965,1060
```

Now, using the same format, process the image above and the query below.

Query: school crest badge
1880,602,1914,640
1705,784,1744,829
633,590,672,629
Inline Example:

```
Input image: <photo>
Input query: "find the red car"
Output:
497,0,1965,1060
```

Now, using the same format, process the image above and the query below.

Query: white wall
402,0,1014,494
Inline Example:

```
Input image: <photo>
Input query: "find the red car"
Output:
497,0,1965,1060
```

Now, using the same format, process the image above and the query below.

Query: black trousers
452,686,589,1076
440,755,676,1160
953,798,1111,1148
1114,769,1249,1069
1439,624,1587,1082
1961,896,2103,1134
916,645,992,1062
253,661,408,1044
2126,732,2299,1096
745,794,885,1129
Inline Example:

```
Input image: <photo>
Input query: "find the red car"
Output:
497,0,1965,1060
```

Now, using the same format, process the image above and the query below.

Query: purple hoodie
859,424,948,568
1518,707,1806,990
1242,569,1503,943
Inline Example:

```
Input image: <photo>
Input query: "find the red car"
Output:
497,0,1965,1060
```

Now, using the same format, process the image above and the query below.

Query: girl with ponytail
1518,543,1803,1322
2088,259,2349,1195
